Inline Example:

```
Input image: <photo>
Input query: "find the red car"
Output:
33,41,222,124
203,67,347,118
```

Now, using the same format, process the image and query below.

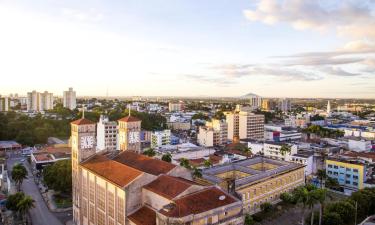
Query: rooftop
159,187,238,218
113,151,176,176
201,156,304,189
128,206,156,225
118,115,141,122
71,118,95,125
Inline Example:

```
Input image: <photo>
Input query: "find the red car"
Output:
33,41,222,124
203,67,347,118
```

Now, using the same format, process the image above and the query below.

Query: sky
0,0,374,98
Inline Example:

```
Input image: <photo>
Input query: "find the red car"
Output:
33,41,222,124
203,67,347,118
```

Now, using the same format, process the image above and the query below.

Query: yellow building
198,157,305,214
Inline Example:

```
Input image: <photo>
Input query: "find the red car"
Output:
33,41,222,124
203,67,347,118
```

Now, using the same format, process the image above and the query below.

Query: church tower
118,112,141,152
327,100,331,114
71,114,96,225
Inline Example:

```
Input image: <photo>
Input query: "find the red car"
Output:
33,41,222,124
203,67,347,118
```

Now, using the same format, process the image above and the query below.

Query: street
7,154,70,225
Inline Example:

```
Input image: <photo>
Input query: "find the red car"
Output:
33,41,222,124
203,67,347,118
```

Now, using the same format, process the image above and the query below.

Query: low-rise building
151,130,171,149
348,138,372,152
263,141,298,161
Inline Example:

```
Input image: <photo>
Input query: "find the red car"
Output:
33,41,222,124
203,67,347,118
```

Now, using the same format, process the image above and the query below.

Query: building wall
63,87,77,110
263,143,298,161
239,167,305,214
326,159,365,189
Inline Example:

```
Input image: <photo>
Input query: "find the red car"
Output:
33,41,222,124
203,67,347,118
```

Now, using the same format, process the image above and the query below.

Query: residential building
27,90,54,111
168,101,184,112
226,105,264,141
63,87,77,110
198,119,228,147
151,130,171,149
96,115,118,152
198,157,305,214
326,158,369,192
348,138,372,152
263,141,298,161
264,129,302,142
248,93,262,109
279,98,291,112
290,150,316,175
0,96,9,111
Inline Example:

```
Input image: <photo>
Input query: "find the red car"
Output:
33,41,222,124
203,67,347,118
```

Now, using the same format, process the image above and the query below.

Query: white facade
290,152,315,175
197,119,228,147
238,111,264,140
169,102,184,112
279,98,291,112
263,142,298,161
348,139,372,152
96,115,118,152
249,95,262,109
63,87,76,110
151,130,171,148
27,90,53,111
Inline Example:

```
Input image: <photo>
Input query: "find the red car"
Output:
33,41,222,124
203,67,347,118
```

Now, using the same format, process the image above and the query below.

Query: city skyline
0,0,375,98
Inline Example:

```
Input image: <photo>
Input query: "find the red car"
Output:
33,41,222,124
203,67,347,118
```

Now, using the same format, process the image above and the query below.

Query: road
7,155,65,225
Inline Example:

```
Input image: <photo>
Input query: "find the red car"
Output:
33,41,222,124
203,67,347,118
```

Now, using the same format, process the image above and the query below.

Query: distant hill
239,93,259,99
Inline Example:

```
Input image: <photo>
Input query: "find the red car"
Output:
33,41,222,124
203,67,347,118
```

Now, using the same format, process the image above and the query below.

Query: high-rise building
198,119,228,147
168,101,184,112
0,96,9,111
279,98,291,112
150,130,171,148
118,113,142,152
27,90,54,111
226,105,264,141
63,87,77,110
327,100,331,114
96,115,118,152
248,94,262,109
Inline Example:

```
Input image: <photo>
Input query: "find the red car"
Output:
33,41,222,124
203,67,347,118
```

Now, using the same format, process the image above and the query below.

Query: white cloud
61,8,104,22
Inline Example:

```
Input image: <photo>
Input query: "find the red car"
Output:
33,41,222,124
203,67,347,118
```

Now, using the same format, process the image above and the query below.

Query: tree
317,170,327,188
203,159,212,168
213,111,225,120
260,202,272,213
192,167,202,178
17,195,35,224
6,192,25,212
323,212,342,225
179,158,191,169
325,201,355,224
43,160,72,194
315,189,327,225
161,153,172,163
242,147,252,158
143,148,156,157
244,214,255,225
307,189,321,225
293,186,309,225
280,144,291,156
12,163,28,191
280,192,296,204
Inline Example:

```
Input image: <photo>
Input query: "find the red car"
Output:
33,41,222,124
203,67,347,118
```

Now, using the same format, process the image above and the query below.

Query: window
96,185,105,211
334,166,338,169
333,172,338,175
89,180,95,203
328,171,332,175
97,211,105,225
345,180,351,184
328,164,333,168
353,175,358,180
346,168,351,172
117,197,124,225
353,182,358,186
353,169,359,173
89,204,95,222
346,174,351,178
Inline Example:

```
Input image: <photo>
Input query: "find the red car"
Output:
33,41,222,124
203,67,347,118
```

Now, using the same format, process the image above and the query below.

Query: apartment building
0,96,9,111
198,157,305,214
150,130,171,148
198,119,228,147
27,90,54,111
263,141,298,161
63,87,77,110
279,98,291,112
168,101,184,112
96,115,118,152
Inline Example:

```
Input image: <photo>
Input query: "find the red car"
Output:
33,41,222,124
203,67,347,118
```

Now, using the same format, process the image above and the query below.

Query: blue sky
0,0,374,98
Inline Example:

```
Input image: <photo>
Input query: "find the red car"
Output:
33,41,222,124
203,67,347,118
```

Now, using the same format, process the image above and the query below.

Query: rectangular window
334,166,338,169
353,175,358,180
328,164,333,168
346,168,351,172
97,211,105,225
89,204,95,223
89,180,95,203
353,169,358,173
346,174,351,178
353,182,358,186
96,185,105,211
345,180,350,184
117,197,124,225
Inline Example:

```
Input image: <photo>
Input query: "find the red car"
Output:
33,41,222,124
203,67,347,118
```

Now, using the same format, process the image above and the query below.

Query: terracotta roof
144,175,196,200
81,154,143,187
159,187,238,218
34,153,53,162
41,146,71,154
114,151,176,176
71,118,95,125
128,206,156,225
343,151,375,161
189,155,223,167
118,116,141,122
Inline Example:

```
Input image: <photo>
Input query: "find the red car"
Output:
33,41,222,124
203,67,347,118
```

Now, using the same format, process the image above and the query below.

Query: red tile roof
343,151,375,161
81,154,143,187
114,151,176,176
118,116,141,122
34,153,53,162
189,155,223,167
71,118,95,125
128,206,156,225
159,187,238,218
144,175,197,200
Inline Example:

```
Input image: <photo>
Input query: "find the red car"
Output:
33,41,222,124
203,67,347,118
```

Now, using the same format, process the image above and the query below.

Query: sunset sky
0,0,374,98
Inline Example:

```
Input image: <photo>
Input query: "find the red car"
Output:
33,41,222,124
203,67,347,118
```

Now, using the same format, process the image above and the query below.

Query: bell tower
118,111,141,152
71,112,96,225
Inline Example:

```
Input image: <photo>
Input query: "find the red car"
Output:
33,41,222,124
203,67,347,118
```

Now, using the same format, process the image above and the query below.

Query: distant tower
327,100,331,114
118,110,142,152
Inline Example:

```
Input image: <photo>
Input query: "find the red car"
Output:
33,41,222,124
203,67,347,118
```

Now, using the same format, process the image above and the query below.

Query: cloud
182,74,236,86
243,0,375,40
320,66,360,77
61,8,103,22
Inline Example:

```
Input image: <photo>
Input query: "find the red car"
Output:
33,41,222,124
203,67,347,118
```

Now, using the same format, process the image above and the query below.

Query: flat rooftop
201,156,304,189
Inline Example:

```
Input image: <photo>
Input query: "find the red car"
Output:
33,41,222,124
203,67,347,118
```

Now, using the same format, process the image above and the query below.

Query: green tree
12,164,28,191
280,144,291,156
260,202,272,213
43,160,72,194
179,158,191,169
6,192,25,212
317,169,327,188
293,186,309,225
242,147,252,158
280,192,296,204
192,167,202,178
307,189,321,225
161,153,172,163
17,195,35,224
244,214,255,225
203,159,212,168
213,111,225,120
143,148,156,157
315,189,327,225
325,201,355,224
323,212,342,225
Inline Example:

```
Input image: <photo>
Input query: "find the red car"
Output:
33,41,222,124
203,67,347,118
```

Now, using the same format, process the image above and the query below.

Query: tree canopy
43,160,72,194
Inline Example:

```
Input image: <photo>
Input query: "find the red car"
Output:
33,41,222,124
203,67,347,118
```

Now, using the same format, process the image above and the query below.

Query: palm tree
242,147,252,158
12,163,28,191
16,196,35,225
203,159,212,168
316,189,327,225
161,153,172,162
294,186,309,225
280,144,291,156
316,169,327,188
307,190,320,225
192,167,202,178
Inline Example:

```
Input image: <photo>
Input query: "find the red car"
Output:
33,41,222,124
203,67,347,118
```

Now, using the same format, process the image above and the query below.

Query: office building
198,157,305,214
96,115,118,152
63,87,77,110
27,90,54,111
150,130,171,148
279,98,291,112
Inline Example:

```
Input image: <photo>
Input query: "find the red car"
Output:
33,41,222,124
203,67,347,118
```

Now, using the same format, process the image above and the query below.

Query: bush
244,214,255,225
280,192,296,204
323,212,343,225
260,202,272,213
